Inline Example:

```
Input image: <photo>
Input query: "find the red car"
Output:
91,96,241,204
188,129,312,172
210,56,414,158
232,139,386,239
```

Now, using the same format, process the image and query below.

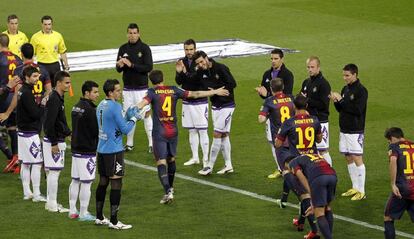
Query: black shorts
97,151,124,177
38,62,60,87
153,136,177,160
384,194,414,222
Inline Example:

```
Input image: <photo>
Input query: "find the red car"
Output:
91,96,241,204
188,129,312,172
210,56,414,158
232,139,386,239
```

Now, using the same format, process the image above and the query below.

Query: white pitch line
125,160,414,239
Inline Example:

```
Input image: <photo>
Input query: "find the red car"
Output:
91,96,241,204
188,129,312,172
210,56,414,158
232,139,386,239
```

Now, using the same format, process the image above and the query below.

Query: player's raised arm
187,86,229,99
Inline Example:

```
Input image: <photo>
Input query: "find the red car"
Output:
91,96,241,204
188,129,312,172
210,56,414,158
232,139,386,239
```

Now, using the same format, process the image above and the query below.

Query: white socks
356,164,366,194
69,180,92,217
79,182,92,217
126,124,136,147
209,138,222,169
347,162,358,190
322,152,332,166
269,143,280,170
126,115,153,148
189,129,199,160
31,164,42,197
144,116,153,147
21,164,32,197
347,162,366,194
47,170,61,208
199,130,209,166
221,136,232,168
69,179,80,214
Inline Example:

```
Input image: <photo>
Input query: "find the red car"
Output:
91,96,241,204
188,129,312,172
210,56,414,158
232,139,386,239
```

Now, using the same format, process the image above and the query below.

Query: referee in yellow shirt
30,15,69,86
3,14,28,58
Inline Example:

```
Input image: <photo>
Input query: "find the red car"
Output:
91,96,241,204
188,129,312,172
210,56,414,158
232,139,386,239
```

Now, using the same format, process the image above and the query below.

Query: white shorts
18,132,43,165
71,153,97,183
339,132,364,155
122,88,151,113
182,102,209,129
266,119,272,142
316,122,329,151
212,106,235,133
43,138,66,170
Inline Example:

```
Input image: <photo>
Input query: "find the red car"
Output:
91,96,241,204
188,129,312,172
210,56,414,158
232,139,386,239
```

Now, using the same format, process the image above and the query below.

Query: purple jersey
259,92,295,140
0,51,22,85
144,85,189,139
276,113,321,156
289,154,336,183
389,140,414,200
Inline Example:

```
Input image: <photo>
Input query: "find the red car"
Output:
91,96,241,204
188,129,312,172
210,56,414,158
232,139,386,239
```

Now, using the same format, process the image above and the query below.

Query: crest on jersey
215,74,219,79
138,52,142,58
265,78,270,83
54,45,58,52
122,53,129,57
29,142,40,158
52,152,61,163
86,158,96,175
350,94,354,100
202,74,208,79
312,87,317,93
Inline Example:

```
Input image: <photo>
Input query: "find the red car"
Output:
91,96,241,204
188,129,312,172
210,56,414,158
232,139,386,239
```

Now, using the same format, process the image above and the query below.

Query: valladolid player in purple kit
176,39,210,168
43,71,72,213
136,70,228,203
301,56,332,166
16,65,47,202
192,51,237,176
68,81,99,221
116,23,153,153
256,49,294,179
331,63,368,201
289,154,337,239
383,128,414,239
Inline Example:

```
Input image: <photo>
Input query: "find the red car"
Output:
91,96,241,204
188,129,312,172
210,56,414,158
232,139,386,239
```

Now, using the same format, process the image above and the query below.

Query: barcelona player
288,154,337,239
383,127,414,239
258,78,295,209
275,94,323,239
0,33,22,173
136,70,228,204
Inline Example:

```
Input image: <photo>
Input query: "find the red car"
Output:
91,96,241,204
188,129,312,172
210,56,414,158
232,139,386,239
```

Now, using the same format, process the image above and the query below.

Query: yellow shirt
30,30,67,63
2,30,28,58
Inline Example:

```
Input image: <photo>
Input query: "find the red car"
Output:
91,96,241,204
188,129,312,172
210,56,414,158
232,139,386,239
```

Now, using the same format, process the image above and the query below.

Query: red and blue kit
385,140,414,221
259,92,294,142
145,86,189,139
277,113,321,156
290,154,337,207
